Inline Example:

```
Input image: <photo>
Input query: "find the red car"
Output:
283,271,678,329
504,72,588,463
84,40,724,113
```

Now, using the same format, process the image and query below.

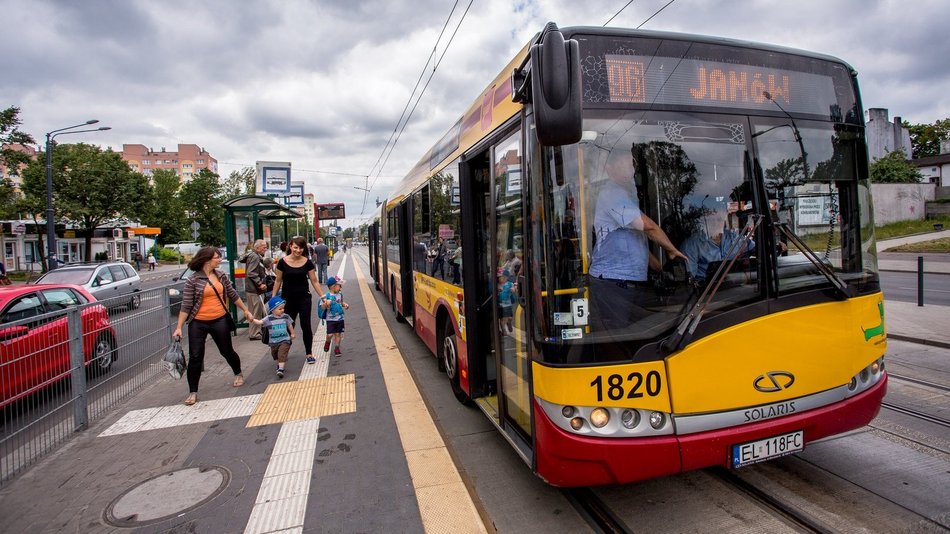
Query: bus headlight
621,409,639,429
649,411,665,429
561,406,575,418
848,377,857,391
570,417,585,430
590,408,610,428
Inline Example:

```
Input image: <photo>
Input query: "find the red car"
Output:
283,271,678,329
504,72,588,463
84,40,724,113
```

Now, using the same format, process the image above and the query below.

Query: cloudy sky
3,0,948,228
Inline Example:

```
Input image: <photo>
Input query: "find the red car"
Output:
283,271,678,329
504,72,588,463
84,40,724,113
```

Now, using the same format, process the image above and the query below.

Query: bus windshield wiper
774,222,852,299
662,216,762,354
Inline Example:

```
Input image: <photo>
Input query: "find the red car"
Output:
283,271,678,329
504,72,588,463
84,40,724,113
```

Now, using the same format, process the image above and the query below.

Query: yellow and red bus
375,24,886,486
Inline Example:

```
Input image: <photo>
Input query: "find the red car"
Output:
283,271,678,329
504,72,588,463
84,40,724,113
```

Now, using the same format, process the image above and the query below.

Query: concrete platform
0,253,486,533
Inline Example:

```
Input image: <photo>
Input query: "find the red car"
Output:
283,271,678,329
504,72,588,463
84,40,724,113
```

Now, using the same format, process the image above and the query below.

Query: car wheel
89,334,115,376
128,292,141,310
441,321,470,405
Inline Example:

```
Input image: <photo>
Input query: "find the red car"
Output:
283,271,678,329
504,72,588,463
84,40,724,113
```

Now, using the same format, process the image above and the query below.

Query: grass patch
885,237,950,253
874,216,950,240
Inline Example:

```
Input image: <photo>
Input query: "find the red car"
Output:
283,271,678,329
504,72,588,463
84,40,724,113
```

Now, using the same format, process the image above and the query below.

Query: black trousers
589,276,657,332
187,315,242,393
284,292,314,355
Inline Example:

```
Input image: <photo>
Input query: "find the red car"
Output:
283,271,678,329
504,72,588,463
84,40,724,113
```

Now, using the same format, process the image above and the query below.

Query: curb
888,333,950,350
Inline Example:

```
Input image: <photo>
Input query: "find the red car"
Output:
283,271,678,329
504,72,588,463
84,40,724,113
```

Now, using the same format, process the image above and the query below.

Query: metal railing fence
0,286,177,485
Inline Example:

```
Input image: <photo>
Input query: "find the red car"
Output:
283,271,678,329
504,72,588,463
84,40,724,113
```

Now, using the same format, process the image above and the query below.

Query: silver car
34,262,142,309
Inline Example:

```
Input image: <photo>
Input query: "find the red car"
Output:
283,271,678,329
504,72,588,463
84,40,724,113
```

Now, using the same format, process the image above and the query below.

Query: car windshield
37,268,95,285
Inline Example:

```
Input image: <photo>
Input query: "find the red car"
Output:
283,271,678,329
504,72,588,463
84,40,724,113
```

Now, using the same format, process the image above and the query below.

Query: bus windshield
533,111,878,365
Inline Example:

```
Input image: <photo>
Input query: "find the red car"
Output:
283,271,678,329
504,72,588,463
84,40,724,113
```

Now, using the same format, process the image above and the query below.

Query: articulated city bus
374,24,886,486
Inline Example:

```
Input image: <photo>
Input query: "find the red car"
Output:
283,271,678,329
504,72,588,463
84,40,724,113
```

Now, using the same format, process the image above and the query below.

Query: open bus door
368,220,380,290
395,202,414,324
461,127,533,457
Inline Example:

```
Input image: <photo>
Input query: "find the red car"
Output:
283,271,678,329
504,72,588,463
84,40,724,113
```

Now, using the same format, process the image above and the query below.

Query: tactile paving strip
246,374,356,427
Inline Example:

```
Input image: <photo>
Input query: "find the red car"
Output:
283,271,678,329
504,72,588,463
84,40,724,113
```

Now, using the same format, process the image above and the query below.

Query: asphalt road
879,271,950,306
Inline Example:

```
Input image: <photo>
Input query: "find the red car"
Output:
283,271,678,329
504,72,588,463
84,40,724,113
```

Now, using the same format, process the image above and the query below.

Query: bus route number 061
590,371,662,402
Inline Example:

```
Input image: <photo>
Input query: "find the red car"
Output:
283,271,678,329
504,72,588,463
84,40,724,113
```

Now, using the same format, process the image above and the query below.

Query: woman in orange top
172,246,257,406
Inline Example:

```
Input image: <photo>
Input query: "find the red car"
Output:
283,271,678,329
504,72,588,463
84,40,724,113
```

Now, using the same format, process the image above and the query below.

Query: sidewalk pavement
877,230,950,348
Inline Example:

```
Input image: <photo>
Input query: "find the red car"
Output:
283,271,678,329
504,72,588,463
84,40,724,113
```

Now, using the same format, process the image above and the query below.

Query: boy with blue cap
320,276,349,356
262,295,295,378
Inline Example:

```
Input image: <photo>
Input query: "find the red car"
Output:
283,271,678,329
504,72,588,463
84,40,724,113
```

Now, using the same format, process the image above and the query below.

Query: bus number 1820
590,371,662,402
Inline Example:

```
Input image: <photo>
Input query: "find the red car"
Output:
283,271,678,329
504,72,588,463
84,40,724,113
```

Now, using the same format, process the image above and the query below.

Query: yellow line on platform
352,260,488,534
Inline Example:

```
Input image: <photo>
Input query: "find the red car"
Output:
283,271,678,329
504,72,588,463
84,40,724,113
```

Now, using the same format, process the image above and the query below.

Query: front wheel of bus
442,323,470,405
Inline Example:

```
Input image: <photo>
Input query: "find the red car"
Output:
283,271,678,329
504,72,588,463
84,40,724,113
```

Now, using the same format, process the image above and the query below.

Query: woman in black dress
272,236,325,363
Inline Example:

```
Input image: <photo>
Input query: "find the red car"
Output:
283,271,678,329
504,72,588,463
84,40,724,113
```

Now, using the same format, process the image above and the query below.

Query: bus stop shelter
222,195,304,328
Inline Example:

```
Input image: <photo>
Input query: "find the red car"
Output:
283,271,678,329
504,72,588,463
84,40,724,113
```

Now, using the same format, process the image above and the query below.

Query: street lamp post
45,120,111,270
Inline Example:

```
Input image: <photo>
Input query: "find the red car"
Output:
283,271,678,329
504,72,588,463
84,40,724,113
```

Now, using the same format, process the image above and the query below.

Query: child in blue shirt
320,276,349,356
261,295,295,378
497,269,515,335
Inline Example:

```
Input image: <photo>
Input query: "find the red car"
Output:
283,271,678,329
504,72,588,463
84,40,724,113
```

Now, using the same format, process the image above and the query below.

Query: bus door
460,151,496,406
462,128,532,449
396,201,414,324
490,131,531,443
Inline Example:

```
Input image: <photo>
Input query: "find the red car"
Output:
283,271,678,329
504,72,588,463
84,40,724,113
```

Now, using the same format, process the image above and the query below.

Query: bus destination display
604,54,837,115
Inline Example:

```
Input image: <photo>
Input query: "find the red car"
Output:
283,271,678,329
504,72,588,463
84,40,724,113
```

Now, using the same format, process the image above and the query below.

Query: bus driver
588,148,687,332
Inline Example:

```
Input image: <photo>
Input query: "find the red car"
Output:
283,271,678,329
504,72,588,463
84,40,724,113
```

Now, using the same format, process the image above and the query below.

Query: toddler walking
320,276,349,356
261,295,295,378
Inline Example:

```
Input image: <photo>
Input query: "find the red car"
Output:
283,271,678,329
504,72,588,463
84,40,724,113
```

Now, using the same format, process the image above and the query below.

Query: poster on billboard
316,203,346,220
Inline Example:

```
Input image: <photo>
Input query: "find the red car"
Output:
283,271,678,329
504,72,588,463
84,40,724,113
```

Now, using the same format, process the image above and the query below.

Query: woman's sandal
184,393,198,406
233,375,245,387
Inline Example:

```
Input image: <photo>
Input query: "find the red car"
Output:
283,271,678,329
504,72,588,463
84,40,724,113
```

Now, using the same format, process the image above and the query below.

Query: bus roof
385,25,856,208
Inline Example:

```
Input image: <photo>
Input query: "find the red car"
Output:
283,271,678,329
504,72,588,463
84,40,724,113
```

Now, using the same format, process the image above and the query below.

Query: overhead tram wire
365,0,460,183
603,0,677,28
603,0,636,26
636,0,676,28
366,0,475,200
360,1,461,215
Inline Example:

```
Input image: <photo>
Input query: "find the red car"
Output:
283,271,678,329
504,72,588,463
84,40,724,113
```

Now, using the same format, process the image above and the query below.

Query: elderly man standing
312,238,330,284
245,239,269,340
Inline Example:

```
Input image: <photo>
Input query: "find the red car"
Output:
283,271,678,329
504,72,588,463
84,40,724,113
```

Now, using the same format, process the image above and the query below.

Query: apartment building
121,143,217,180
0,143,37,190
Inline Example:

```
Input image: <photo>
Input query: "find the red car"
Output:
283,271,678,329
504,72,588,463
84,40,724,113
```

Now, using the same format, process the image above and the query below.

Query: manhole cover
104,466,230,527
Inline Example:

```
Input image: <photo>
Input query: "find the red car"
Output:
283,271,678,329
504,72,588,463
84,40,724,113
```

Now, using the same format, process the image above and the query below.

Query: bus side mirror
514,23,582,146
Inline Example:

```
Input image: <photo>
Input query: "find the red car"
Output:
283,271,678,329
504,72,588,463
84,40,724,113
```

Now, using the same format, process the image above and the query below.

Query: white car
34,262,142,309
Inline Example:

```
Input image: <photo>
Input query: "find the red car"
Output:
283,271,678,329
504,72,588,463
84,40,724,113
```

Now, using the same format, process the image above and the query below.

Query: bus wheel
441,322,470,405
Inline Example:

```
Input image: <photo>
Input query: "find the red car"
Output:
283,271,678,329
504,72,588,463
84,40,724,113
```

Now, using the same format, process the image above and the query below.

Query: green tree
142,169,189,244
1,106,36,219
633,141,702,247
21,143,151,261
904,118,950,159
222,166,255,198
179,168,225,245
764,157,807,189
869,150,923,183
1,106,35,170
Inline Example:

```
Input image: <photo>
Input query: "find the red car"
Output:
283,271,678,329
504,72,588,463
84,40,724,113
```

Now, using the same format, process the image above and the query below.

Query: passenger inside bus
680,206,753,284
588,148,687,332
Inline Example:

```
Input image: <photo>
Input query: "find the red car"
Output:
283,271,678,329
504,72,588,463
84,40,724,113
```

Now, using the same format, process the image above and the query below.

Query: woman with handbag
172,246,256,406
272,236,325,365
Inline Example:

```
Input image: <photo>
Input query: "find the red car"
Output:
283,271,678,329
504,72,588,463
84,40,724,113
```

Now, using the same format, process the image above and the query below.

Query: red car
0,284,117,409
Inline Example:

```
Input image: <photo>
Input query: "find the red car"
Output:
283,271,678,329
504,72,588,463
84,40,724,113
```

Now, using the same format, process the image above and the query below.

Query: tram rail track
880,402,950,430
887,372,950,393
708,467,831,534
563,488,633,534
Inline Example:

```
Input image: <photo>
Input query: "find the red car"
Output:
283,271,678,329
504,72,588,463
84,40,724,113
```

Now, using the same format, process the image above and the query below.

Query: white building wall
866,108,913,161
870,183,936,225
